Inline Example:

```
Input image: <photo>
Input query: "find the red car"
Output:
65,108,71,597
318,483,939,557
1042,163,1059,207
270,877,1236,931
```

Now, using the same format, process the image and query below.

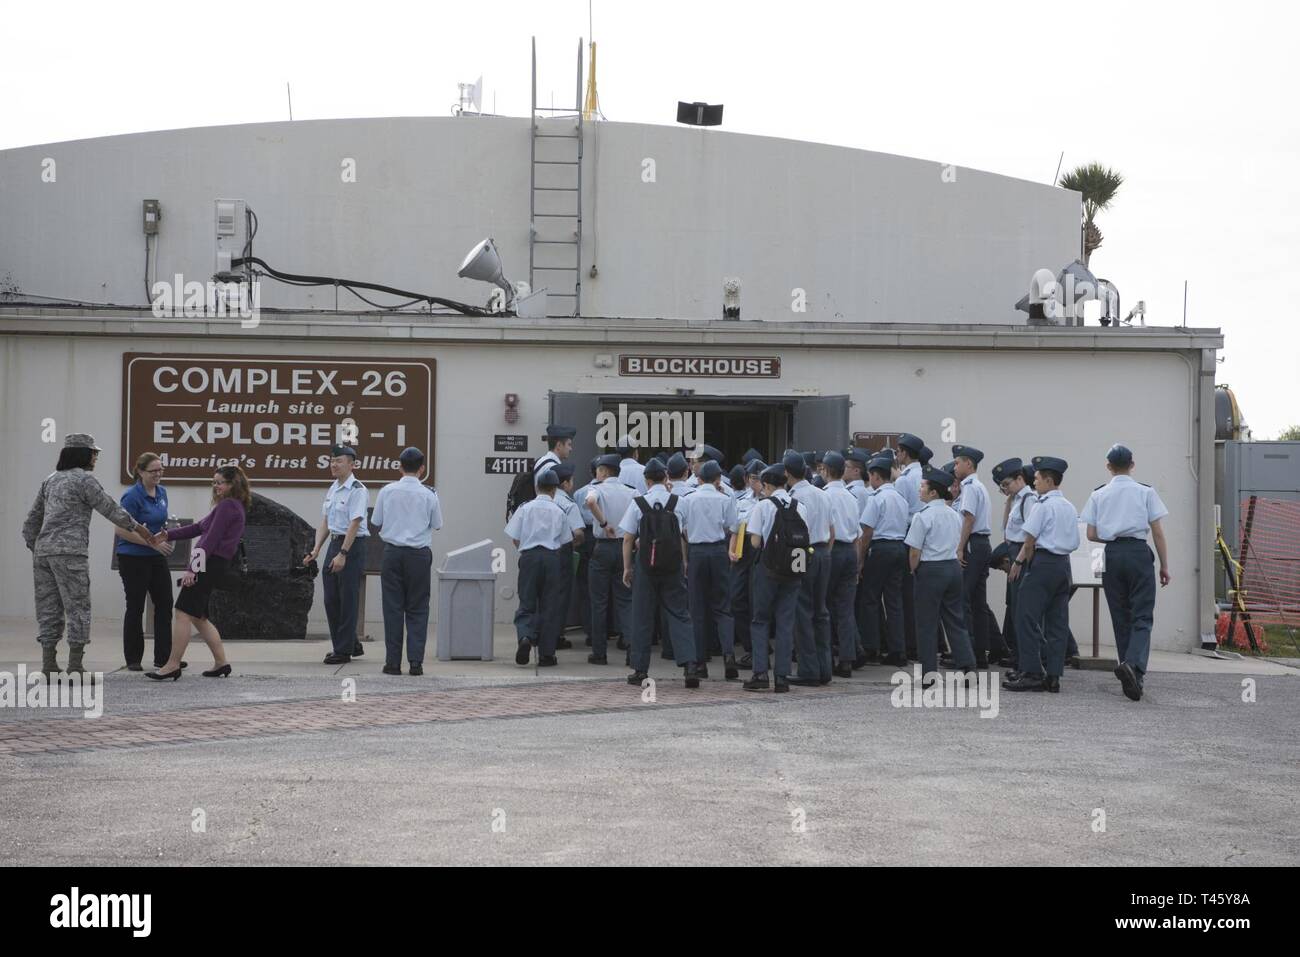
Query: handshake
144,528,174,554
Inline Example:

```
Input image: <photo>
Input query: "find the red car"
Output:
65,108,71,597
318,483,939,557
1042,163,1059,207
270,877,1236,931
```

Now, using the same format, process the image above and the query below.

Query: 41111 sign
484,457,536,475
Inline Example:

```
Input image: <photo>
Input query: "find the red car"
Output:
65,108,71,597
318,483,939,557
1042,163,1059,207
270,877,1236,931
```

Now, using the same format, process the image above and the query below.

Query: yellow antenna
583,41,599,120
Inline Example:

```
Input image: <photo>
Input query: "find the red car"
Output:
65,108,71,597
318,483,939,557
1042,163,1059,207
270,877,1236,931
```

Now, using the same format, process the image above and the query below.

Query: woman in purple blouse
145,465,249,680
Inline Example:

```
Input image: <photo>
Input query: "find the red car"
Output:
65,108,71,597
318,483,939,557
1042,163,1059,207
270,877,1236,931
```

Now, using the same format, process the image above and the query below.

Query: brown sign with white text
121,353,434,485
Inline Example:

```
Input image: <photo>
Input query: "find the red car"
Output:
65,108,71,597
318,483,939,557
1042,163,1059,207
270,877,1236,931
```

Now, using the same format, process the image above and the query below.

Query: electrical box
142,199,161,235
214,198,247,279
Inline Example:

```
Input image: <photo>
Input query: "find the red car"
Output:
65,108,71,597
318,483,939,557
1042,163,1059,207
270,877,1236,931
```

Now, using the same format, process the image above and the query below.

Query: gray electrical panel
1222,441,1300,551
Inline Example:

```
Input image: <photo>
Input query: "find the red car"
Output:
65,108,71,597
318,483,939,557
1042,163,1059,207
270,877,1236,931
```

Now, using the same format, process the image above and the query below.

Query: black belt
594,537,622,545
1110,537,1146,544
330,533,367,542
689,540,728,547
970,532,990,538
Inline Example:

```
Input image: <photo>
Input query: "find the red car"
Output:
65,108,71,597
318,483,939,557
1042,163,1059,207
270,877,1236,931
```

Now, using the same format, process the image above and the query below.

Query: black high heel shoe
145,668,182,681
202,664,232,678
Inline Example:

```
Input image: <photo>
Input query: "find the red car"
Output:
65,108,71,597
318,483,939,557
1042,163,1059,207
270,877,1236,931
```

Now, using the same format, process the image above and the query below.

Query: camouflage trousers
34,555,92,649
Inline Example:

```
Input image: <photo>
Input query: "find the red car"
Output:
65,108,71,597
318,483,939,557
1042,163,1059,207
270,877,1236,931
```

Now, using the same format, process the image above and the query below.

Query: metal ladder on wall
529,37,584,317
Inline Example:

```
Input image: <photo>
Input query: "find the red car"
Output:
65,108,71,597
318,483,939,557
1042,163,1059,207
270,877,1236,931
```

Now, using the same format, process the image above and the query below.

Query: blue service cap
821,450,845,472
589,455,602,475
331,444,358,459
1032,455,1069,474
1022,464,1037,483
952,445,984,465
699,460,723,482
919,446,934,466
811,474,827,488
942,460,958,476
782,451,806,478
845,447,871,466
666,451,690,478
802,451,817,469
544,425,577,440
702,444,724,463
1107,444,1133,467
898,433,924,455
536,467,560,488
741,448,764,465
761,464,787,486
728,464,746,488
554,462,576,482
597,453,621,470
875,446,897,462
991,541,1014,566
991,457,1024,484
398,446,425,469
643,458,667,481
745,458,767,477
867,455,893,473
923,466,955,489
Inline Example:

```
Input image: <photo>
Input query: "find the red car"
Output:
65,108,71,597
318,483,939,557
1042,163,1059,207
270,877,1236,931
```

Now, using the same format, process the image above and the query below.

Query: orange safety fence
1233,496,1300,630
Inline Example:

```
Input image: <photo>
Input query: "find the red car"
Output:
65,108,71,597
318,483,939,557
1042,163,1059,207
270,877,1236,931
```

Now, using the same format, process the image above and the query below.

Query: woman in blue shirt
116,452,176,670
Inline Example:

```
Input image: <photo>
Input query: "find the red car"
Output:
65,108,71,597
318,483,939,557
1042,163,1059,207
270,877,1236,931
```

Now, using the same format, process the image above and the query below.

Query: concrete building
0,116,1221,653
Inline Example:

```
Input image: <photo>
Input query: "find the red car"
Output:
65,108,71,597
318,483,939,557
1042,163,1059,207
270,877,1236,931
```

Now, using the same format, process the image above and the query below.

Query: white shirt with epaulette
1080,474,1169,542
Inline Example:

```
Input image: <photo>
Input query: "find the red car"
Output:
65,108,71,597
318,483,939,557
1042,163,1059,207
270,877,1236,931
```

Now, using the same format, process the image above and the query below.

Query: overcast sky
3,0,1296,437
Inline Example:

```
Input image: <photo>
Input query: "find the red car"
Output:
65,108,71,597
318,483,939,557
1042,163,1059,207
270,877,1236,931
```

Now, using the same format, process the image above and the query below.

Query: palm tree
1058,162,1123,267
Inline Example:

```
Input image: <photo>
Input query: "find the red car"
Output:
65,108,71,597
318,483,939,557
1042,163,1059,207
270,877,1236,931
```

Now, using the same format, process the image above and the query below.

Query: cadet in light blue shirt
1006,457,1079,692
743,464,809,691
904,466,976,680
991,456,1036,668
952,444,1002,666
1081,444,1171,701
584,455,635,663
893,434,926,661
680,460,741,678
307,445,370,664
822,452,864,676
856,456,910,665
550,462,587,653
787,454,834,684
372,447,442,675
505,468,573,667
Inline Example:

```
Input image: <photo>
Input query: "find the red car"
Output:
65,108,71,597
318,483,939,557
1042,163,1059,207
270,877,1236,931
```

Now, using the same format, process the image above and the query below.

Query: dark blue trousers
828,542,860,660
588,539,630,657
629,558,695,673
915,559,976,676
962,534,1001,661
860,539,906,656
730,542,757,653
688,541,735,658
751,564,799,679
795,546,833,680
323,535,367,656
1104,539,1157,683
380,544,432,666
514,546,563,656
1016,552,1072,677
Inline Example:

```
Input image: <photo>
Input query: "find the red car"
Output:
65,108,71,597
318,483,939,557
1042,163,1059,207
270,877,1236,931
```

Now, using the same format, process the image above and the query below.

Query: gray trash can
436,539,498,661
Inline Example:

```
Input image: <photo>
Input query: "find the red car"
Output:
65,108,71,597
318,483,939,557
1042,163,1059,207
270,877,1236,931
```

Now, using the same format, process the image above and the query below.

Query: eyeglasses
144,467,164,474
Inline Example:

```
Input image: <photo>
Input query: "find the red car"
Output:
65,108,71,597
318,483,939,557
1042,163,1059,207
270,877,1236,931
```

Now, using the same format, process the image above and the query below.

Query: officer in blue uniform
742,464,809,693
858,453,911,667
505,467,573,667
572,456,601,644
787,452,834,685
1081,444,1171,701
551,462,586,652
821,451,862,677
992,456,1034,667
894,434,925,660
952,445,1002,667
313,444,370,665
730,457,766,668
905,465,977,682
1005,456,1079,692
584,453,635,665
680,459,741,679
619,457,699,687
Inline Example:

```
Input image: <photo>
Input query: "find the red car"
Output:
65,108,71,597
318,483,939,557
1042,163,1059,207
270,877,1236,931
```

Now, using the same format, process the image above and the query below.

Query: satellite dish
470,75,482,112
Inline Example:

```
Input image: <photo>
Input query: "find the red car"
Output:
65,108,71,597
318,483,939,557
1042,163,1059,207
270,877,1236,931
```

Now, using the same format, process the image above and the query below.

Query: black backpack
762,496,810,581
634,494,682,577
506,468,539,520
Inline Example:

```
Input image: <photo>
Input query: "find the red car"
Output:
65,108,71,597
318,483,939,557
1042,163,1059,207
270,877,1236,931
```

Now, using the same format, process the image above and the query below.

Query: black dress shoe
323,654,351,665
696,662,710,679
818,675,832,685
1003,674,1047,692
556,637,573,650
352,645,364,657
409,664,423,676
786,675,820,686
974,655,990,668
627,671,648,686
126,663,143,672
1045,675,1061,693
515,640,533,665
179,661,189,669
1067,656,1081,669
537,655,558,667
997,656,1019,668
382,664,402,676
1114,662,1142,701
144,668,181,681
743,673,770,691
832,663,853,679
723,655,739,680
773,677,790,693
882,653,908,668
587,654,607,665
202,664,232,678
683,663,700,689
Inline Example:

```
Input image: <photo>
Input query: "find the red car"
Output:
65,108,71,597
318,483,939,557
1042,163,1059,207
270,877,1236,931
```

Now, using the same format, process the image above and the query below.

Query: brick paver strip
0,679,861,756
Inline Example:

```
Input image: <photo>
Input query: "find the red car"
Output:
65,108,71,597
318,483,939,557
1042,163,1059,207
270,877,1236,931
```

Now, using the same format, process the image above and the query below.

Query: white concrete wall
0,117,1080,322
0,323,1208,652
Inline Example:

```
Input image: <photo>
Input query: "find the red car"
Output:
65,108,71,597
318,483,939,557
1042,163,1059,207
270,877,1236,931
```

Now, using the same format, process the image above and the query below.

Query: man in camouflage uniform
21,434,149,676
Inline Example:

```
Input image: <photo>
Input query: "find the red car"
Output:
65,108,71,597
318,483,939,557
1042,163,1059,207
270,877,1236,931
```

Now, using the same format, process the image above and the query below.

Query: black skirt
174,554,229,620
